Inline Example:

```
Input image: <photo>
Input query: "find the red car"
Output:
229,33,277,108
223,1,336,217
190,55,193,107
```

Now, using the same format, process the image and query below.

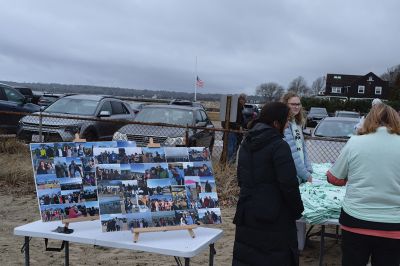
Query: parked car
242,103,260,127
127,101,148,115
169,99,206,110
312,117,360,138
117,105,215,151
0,83,41,134
12,86,42,105
17,94,136,142
334,110,360,118
37,93,67,107
306,107,329,127
303,117,360,163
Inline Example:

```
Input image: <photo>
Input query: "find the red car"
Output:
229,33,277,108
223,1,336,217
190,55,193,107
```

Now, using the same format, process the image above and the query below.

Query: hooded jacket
233,123,304,266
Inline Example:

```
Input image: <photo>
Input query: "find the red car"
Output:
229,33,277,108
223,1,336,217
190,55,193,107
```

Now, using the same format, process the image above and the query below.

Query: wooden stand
147,137,160,148
132,225,198,243
73,133,86,142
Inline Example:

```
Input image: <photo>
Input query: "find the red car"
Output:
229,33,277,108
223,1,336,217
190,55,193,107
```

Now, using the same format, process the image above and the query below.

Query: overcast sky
1,0,399,95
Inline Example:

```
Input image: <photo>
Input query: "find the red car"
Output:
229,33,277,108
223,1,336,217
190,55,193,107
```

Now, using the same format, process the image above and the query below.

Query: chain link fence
1,110,347,165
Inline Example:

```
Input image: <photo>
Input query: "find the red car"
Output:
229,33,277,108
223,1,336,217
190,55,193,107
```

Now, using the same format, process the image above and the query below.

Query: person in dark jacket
232,102,304,266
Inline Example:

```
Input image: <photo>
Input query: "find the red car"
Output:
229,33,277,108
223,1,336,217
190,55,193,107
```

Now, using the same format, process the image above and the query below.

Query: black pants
342,229,400,266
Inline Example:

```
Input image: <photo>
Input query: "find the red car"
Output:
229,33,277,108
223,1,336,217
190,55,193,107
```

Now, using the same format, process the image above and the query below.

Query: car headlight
164,137,185,146
64,125,81,133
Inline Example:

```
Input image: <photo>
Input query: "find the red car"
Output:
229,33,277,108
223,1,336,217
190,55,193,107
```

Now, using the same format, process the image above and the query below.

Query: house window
375,86,382,95
331,87,341,93
334,75,341,79
358,86,365,94
368,76,374,82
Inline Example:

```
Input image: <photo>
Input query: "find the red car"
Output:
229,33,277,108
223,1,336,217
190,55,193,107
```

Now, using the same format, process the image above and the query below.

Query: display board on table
30,141,136,223
94,146,222,233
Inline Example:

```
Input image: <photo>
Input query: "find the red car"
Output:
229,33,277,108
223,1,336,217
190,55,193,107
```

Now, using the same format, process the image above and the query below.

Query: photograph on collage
95,146,222,232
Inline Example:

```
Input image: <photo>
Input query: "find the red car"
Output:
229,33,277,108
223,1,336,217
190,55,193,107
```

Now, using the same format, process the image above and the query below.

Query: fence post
219,96,232,165
185,124,189,147
38,109,43,142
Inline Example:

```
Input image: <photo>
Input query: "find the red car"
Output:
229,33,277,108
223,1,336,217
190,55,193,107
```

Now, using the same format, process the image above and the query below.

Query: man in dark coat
232,102,304,266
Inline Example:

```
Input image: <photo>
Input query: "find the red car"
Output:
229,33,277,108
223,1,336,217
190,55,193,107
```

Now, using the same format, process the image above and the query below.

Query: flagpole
194,56,198,102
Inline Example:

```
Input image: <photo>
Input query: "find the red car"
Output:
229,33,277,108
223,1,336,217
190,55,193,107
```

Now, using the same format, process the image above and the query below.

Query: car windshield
314,120,358,138
45,98,99,115
336,112,359,118
310,108,328,115
135,107,193,126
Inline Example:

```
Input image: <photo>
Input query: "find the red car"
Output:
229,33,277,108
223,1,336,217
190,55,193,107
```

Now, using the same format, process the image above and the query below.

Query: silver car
17,94,135,142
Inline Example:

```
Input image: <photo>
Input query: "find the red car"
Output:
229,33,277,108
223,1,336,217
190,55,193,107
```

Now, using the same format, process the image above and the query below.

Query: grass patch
0,137,34,193
213,162,239,207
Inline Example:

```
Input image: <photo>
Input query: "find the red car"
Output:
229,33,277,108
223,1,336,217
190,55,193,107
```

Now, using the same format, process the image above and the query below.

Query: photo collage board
30,141,136,222
94,146,222,232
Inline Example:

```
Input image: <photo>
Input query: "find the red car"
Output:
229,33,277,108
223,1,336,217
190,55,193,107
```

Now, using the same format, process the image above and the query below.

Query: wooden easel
146,137,160,148
131,138,197,242
133,225,198,243
73,133,86,142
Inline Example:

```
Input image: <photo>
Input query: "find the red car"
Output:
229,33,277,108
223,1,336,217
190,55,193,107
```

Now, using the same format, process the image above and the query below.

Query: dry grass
213,162,239,207
0,137,35,193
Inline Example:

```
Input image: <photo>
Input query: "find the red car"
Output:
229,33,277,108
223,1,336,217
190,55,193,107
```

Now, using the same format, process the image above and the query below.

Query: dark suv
17,94,136,142
116,105,215,151
306,107,329,127
0,83,41,133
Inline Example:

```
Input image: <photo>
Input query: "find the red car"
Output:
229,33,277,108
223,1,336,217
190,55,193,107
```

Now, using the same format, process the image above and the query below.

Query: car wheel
84,130,97,141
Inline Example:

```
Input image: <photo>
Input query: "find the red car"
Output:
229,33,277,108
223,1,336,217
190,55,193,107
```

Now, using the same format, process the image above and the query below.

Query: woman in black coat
232,102,304,266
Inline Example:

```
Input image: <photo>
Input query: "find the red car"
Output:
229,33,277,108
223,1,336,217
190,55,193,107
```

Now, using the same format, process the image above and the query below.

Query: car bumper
17,126,75,142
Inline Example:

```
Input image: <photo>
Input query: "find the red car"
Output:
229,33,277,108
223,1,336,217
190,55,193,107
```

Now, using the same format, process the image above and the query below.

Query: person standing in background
281,92,313,184
222,93,246,163
327,103,400,266
355,98,383,133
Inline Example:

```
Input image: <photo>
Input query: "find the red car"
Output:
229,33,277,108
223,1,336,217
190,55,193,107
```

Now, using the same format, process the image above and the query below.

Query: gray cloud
0,0,399,96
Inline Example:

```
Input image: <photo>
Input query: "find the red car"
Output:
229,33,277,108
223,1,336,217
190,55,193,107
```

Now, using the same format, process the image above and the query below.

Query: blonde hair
281,92,305,125
359,104,400,135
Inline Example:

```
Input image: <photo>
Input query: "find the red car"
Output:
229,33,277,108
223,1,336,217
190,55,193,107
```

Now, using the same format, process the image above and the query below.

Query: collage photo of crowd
94,146,222,232
30,141,134,222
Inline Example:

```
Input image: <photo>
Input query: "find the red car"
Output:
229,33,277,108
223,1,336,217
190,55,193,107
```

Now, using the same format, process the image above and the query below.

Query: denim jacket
283,123,313,183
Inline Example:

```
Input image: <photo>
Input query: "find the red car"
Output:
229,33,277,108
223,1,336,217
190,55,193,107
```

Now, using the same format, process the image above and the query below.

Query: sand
0,188,343,266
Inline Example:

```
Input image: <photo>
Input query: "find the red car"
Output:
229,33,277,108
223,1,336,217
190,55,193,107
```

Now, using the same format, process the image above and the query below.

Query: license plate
31,134,42,142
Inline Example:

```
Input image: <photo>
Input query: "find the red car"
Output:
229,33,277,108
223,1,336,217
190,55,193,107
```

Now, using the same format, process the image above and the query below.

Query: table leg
65,241,69,266
319,225,325,266
174,256,183,266
209,243,216,266
24,236,30,266
184,258,190,266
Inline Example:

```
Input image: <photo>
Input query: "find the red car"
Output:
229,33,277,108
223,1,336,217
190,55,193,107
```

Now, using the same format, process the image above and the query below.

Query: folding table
14,220,223,266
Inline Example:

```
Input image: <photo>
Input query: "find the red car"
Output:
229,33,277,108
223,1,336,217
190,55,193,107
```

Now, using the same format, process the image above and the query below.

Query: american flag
196,76,204,88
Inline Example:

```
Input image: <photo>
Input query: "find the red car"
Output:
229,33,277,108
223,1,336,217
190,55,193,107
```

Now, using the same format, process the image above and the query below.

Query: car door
109,101,133,134
0,86,27,133
95,100,114,140
192,110,214,148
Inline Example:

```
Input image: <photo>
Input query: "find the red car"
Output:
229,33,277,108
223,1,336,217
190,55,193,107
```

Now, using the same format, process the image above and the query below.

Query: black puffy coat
232,123,304,266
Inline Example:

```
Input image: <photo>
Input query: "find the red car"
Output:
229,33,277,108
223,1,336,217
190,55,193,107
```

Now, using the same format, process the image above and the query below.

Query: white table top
14,220,223,258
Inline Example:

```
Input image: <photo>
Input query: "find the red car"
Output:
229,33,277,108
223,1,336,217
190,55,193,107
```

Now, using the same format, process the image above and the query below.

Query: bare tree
255,82,285,102
311,76,325,96
288,76,311,97
381,64,400,87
